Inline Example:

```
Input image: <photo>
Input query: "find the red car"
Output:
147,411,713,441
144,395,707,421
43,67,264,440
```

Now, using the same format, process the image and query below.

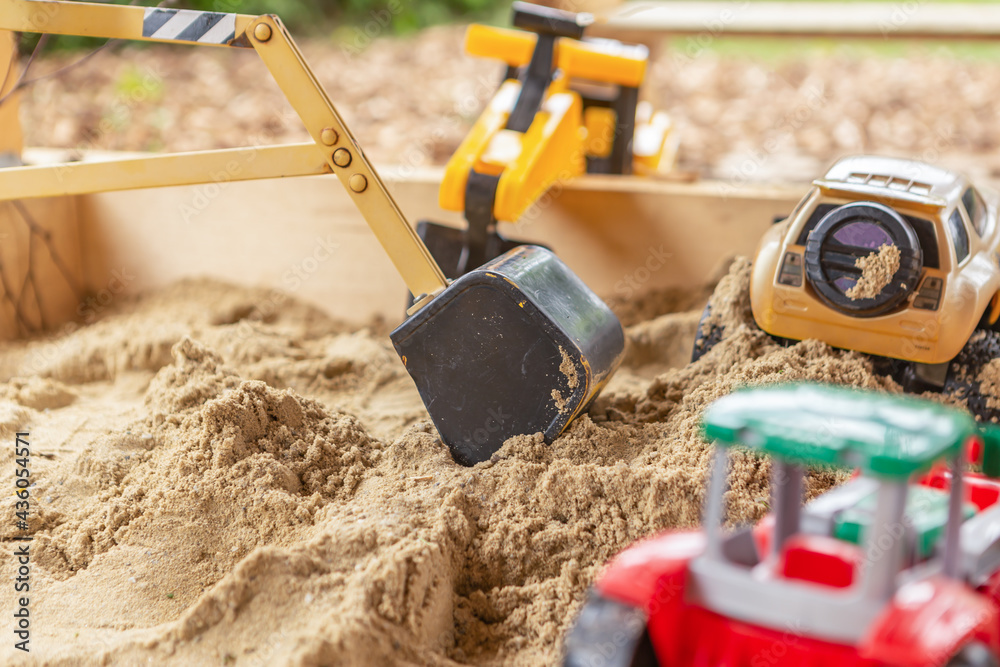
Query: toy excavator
417,1,679,279
0,0,625,467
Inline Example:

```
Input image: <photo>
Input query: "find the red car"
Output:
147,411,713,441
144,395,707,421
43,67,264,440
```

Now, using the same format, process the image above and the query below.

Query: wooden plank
0,197,83,341
72,162,803,327
0,30,21,161
593,2,1000,40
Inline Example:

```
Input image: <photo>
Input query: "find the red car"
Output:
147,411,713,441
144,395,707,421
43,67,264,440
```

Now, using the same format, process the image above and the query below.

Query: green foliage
20,0,514,52
252,0,510,34
185,0,327,29
115,64,164,102
332,0,509,31
166,0,509,34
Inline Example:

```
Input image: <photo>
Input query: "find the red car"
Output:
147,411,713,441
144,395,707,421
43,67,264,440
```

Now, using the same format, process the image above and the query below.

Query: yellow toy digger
0,0,625,467
417,1,679,279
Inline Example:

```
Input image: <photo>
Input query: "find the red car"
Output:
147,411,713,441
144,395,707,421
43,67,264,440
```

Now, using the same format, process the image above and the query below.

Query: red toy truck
564,383,1000,667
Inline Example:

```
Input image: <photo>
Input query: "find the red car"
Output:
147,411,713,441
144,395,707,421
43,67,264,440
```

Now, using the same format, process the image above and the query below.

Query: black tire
946,642,1000,667
867,356,948,395
563,592,659,667
690,303,795,364
869,329,1000,422
804,201,923,317
941,329,1000,423
691,303,725,363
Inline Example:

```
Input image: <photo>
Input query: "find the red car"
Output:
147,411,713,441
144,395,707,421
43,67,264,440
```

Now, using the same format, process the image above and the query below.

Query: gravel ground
14,26,1000,184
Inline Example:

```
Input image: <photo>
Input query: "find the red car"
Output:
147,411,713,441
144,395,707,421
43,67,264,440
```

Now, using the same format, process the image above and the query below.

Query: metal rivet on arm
253,23,272,42
349,174,368,192
333,148,352,168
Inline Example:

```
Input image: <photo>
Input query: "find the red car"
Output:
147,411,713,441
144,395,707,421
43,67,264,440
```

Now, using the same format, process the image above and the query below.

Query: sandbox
5,13,1000,667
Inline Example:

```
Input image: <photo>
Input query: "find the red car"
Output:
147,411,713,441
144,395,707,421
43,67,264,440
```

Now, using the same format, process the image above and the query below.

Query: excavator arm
0,0,448,301
439,7,678,229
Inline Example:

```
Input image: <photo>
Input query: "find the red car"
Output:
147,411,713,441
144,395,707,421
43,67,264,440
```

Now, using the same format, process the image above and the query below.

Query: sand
846,243,901,301
1,258,943,666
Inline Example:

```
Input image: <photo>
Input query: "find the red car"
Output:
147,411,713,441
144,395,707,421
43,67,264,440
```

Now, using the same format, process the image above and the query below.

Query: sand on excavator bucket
392,245,623,466
0,0,624,466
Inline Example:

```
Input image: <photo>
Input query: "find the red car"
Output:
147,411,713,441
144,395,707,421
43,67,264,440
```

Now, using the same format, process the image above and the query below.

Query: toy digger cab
416,1,678,280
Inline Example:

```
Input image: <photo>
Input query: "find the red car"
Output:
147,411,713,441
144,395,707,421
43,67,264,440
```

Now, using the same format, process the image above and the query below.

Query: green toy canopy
702,382,977,479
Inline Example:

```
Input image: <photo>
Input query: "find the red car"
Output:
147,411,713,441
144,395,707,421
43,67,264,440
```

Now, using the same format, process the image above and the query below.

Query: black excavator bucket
391,245,624,466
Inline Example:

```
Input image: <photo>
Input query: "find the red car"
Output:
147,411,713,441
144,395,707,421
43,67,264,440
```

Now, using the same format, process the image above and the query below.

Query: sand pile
1,262,977,665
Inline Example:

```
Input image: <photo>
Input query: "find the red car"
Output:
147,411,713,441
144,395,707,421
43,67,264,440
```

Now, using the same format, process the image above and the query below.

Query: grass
656,0,1000,63
703,37,1000,62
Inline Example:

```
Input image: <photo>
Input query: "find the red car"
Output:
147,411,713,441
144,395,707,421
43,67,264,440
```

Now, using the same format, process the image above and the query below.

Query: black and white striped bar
142,8,237,44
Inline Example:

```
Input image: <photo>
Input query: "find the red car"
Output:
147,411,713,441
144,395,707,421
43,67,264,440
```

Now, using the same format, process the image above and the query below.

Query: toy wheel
804,201,922,317
868,330,1000,422
563,592,659,667
690,303,794,364
940,329,1000,423
946,642,999,667
691,303,725,363
869,330,1000,421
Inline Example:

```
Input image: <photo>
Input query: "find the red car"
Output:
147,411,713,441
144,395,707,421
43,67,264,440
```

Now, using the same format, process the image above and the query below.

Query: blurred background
11,0,1000,185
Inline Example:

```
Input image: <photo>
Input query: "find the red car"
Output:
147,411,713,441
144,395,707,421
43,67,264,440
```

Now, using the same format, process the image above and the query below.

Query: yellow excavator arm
438,75,586,224
0,0,448,303
439,19,677,225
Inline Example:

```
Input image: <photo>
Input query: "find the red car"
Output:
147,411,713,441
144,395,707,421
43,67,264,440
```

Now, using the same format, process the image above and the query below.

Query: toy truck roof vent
844,172,934,197
814,155,966,210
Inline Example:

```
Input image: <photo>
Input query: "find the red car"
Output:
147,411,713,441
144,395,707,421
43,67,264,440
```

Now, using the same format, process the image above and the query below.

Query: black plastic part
797,203,940,269
899,363,947,393
797,203,841,245
580,92,614,174
391,245,624,466
585,156,610,175
563,592,659,667
512,0,587,39
869,331,1000,422
609,85,638,176
415,221,540,281
506,32,556,133
940,330,1000,423
868,356,910,384
691,302,723,363
506,0,589,133
462,170,502,273
581,85,639,175
804,201,923,317
409,172,544,308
